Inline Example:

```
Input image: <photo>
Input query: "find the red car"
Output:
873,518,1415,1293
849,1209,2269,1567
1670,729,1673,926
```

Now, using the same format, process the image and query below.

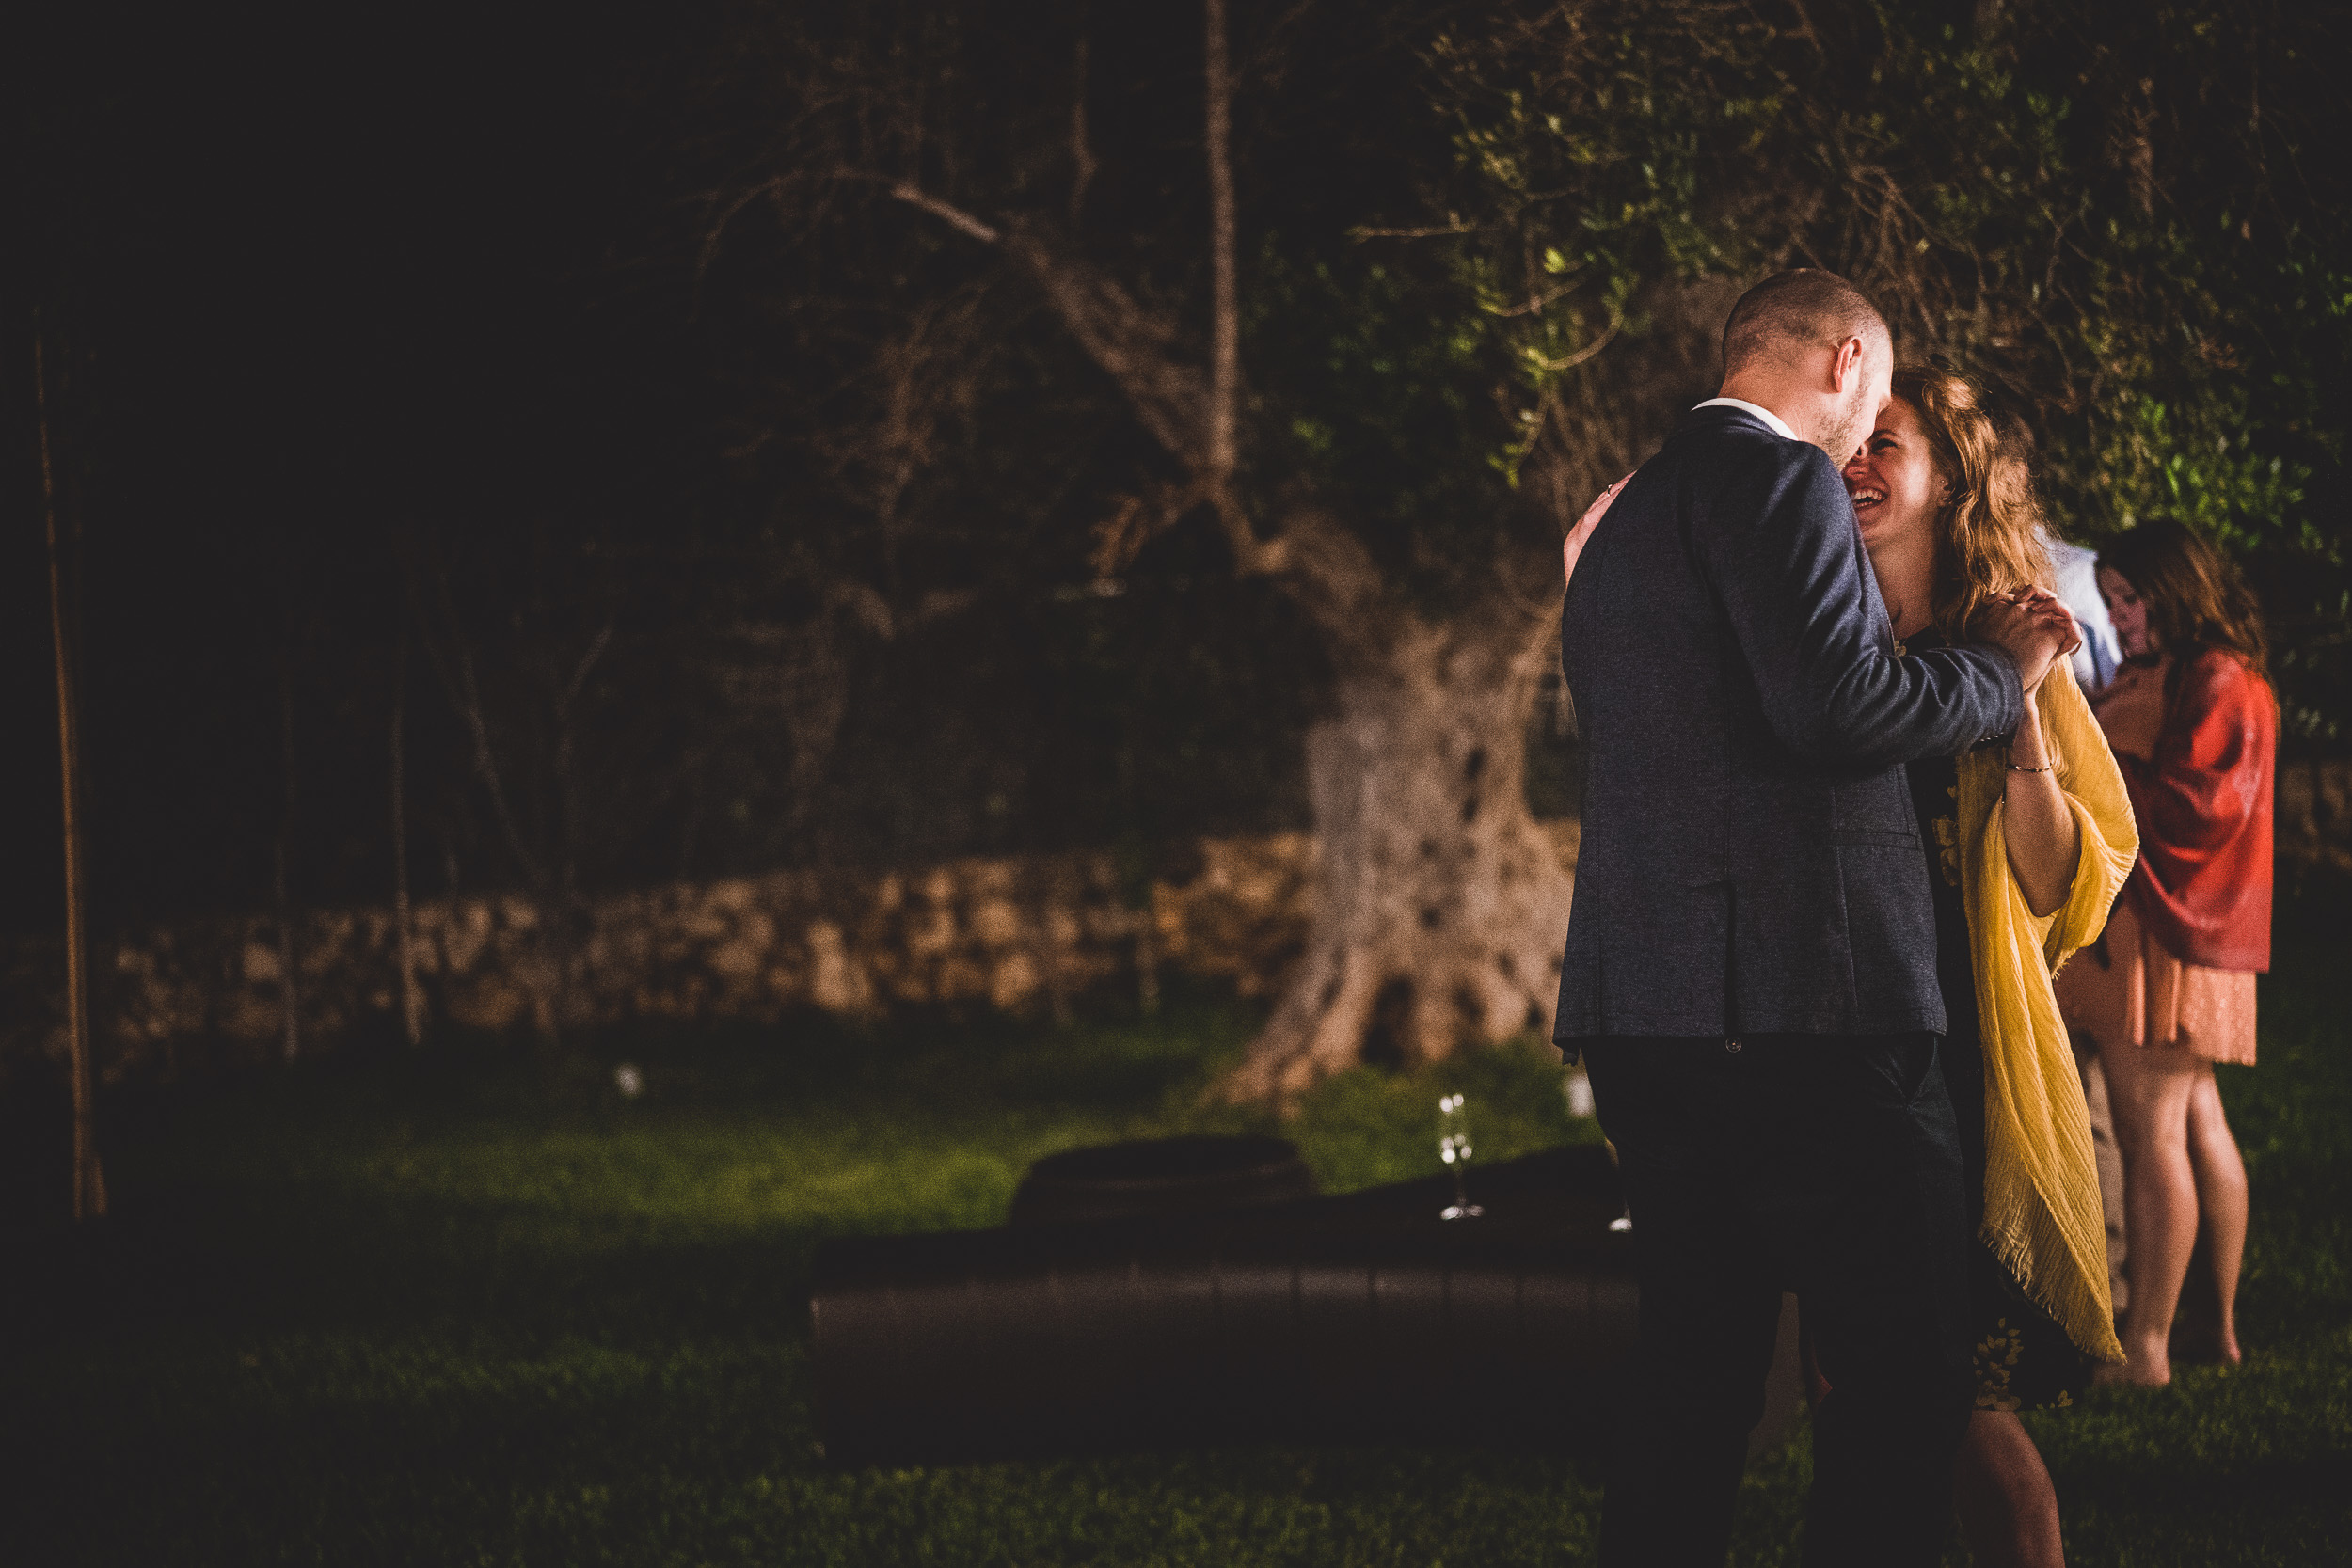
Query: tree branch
888,182,1000,244
1198,0,1279,578
1069,35,1098,228
561,621,615,711
698,178,785,280
1205,0,1239,490
413,556,548,893
1346,221,1478,240
882,138,1297,577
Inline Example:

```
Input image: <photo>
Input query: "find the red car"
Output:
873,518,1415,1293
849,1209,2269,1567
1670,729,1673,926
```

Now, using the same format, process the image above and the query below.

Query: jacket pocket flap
1828,828,1921,849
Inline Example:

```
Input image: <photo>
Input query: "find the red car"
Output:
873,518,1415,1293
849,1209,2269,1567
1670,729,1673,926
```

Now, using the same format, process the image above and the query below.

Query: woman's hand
1971,587,2082,693
2003,681,2083,918
2008,586,2084,663
2090,659,2167,761
1563,474,1630,591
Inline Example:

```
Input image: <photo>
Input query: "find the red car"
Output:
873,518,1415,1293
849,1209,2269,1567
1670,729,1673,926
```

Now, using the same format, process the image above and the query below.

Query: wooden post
275,645,301,1063
391,620,423,1046
1134,904,1161,1017
35,325,107,1221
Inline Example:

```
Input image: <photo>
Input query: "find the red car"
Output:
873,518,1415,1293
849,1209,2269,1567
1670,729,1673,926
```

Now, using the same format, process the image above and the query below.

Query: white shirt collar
1692,396,1798,442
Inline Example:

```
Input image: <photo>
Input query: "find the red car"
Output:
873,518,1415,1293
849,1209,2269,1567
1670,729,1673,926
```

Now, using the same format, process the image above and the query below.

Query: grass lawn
3,878,2346,1566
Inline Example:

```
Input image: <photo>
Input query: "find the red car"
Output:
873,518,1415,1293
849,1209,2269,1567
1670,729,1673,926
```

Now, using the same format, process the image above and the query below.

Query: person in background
2044,531,2122,693
1842,366,2136,1568
2056,519,2275,1386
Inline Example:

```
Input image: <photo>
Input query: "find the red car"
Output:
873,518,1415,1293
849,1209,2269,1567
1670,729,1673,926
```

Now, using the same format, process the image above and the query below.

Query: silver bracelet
2007,761,2054,773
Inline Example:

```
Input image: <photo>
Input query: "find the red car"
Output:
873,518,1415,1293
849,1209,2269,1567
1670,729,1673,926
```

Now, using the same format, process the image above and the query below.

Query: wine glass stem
1452,1166,1470,1209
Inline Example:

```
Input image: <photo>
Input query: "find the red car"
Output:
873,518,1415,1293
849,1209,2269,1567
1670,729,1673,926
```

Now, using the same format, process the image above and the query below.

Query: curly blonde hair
1890,365,2052,642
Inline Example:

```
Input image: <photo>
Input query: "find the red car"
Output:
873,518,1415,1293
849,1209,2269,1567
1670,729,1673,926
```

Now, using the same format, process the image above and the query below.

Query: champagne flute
1604,1134,1632,1233
1438,1093,1484,1220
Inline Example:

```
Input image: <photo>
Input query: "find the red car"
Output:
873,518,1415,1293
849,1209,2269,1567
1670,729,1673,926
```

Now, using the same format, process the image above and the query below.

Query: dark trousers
1581,1034,1972,1568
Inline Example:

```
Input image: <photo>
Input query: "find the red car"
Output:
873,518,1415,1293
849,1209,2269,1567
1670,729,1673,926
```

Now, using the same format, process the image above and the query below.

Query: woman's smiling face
1841,396,1945,556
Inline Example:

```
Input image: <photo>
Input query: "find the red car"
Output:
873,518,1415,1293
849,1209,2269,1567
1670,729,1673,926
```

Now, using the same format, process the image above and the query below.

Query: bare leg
2098,1040,2201,1385
2075,1047,2129,1319
1953,1410,2065,1568
2184,1069,2248,1365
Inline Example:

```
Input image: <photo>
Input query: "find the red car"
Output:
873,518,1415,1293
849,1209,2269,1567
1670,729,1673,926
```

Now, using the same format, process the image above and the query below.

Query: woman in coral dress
2057,518,2274,1386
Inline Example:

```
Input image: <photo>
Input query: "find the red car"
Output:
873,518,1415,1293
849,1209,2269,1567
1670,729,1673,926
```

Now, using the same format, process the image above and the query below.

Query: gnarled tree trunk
1232,596,1571,1099
885,202,1584,1102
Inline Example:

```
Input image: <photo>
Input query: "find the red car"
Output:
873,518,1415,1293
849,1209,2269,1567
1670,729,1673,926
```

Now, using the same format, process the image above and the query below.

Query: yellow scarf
1955,658,2137,1364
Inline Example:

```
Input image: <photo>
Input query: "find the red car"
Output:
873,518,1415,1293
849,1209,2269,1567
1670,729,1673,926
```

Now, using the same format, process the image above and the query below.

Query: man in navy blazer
1553,270,2075,1567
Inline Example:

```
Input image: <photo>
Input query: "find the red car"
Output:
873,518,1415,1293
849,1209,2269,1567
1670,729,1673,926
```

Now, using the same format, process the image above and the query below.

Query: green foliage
6,880,2350,1563
2100,393,2311,551
1430,0,2352,742
1425,2,1788,482
692,0,2349,748
1248,245,1507,546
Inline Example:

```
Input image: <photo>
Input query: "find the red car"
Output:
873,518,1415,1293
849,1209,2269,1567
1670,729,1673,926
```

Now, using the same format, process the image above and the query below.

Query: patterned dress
1907,629,2100,1412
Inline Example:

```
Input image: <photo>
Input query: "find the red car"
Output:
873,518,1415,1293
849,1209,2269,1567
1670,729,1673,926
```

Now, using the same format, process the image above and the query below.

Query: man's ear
1827,336,1867,393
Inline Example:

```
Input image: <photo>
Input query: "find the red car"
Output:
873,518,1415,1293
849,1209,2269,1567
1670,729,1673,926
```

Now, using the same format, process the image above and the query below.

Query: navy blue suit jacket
1551,406,2023,1048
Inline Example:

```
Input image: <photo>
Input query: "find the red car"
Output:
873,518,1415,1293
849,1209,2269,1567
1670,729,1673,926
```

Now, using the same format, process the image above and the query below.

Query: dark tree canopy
7,0,2346,986
680,0,2349,697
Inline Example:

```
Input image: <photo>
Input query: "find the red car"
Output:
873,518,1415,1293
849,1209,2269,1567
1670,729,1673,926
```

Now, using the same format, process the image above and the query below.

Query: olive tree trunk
882,180,1581,1096
1234,602,1570,1098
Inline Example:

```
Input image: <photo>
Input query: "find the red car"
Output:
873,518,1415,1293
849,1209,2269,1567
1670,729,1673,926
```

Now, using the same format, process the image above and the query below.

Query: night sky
7,3,690,934
12,2,2345,946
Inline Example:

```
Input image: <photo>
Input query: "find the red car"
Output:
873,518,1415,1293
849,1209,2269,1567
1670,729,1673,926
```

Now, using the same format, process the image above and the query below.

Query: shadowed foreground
3,882,2346,1566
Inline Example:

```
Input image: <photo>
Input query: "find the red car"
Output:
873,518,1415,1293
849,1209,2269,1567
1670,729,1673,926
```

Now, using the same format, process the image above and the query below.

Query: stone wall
15,824,1581,1086
10,754,2348,1092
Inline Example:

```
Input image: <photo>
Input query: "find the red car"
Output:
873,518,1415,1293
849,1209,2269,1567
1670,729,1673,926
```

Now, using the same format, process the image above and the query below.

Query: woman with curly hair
2057,518,2274,1387
1839,365,2137,1567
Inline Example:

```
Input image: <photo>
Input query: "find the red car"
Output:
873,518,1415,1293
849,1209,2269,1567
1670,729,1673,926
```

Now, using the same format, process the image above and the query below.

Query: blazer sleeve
1697,444,2025,768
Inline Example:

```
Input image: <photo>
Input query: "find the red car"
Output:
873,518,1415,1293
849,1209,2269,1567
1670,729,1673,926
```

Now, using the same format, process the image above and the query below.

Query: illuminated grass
2,883,2344,1566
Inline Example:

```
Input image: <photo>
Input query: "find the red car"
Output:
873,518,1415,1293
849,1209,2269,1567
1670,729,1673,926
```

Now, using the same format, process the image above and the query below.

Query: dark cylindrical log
813,1147,1655,1464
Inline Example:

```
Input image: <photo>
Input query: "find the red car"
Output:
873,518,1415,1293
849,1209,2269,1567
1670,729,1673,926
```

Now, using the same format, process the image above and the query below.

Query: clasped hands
1972,587,2081,695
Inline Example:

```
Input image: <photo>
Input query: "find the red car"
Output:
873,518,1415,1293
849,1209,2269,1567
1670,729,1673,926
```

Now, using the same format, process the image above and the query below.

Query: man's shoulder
1576,419,1836,588
1658,408,1823,485
1640,413,1836,534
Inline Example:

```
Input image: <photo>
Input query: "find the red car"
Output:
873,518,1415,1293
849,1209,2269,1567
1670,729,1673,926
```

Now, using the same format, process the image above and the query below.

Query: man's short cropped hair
1720,269,1888,375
